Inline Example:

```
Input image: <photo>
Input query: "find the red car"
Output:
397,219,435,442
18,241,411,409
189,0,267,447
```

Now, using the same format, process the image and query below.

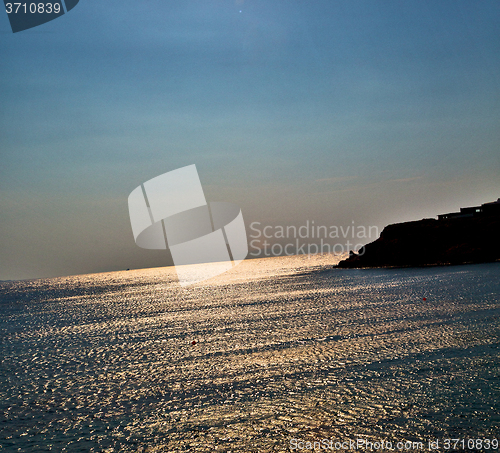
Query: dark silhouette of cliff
338,199,500,268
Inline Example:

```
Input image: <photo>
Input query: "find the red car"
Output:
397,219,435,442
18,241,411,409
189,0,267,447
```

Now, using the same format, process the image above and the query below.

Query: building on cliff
338,197,500,268
438,198,500,220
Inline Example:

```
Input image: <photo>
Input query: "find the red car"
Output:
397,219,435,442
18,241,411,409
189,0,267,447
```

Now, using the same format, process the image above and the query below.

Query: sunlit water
1,256,499,452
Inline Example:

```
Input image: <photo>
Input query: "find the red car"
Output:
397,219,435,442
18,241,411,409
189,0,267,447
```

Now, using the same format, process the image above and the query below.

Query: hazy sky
1,0,499,280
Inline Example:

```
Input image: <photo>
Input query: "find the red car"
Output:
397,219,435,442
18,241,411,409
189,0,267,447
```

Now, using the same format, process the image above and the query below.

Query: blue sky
1,0,499,280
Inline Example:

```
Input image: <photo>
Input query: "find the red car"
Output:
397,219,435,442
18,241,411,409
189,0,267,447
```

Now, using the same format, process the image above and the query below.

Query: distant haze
1,0,499,280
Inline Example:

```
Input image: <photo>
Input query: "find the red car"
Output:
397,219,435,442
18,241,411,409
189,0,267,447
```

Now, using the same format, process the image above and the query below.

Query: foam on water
1,256,499,452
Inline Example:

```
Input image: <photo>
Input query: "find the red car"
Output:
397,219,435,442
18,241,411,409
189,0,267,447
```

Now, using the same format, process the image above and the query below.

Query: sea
1,255,499,452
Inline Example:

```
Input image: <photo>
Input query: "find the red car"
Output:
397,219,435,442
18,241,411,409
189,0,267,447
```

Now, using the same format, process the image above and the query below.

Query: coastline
338,200,500,269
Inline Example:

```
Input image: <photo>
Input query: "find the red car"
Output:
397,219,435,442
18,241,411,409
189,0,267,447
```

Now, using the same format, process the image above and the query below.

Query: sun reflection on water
0,257,499,451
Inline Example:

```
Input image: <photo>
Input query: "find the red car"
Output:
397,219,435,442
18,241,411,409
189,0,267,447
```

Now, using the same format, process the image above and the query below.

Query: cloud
315,176,357,183
389,176,423,183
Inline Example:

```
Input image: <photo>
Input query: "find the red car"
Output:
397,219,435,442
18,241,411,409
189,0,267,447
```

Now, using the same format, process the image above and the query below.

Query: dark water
1,257,499,452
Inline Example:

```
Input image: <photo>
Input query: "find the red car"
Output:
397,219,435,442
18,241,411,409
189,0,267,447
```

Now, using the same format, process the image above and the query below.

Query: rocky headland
338,199,500,268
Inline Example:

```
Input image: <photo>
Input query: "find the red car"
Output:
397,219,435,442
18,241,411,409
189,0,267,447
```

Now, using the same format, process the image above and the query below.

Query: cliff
337,212,500,269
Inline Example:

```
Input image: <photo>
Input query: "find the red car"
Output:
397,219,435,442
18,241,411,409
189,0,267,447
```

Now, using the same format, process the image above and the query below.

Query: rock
337,211,500,269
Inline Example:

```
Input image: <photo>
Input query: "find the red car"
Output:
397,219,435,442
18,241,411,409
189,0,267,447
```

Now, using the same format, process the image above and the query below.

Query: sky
1,0,499,280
